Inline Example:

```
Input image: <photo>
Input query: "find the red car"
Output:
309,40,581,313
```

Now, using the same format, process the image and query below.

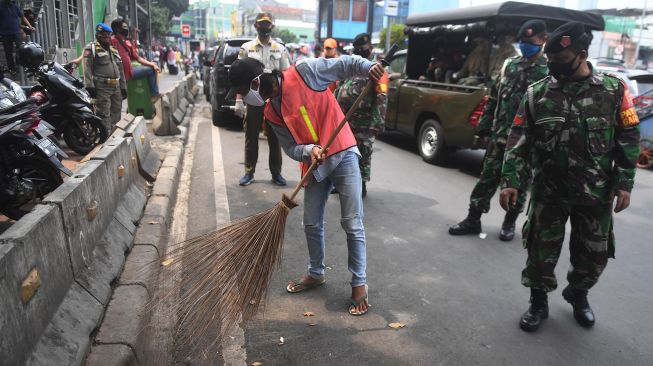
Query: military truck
384,1,604,164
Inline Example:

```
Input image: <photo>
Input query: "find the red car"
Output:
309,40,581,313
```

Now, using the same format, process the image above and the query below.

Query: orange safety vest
265,65,357,178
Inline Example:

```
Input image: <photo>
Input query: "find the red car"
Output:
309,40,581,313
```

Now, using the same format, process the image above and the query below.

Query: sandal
286,277,326,293
348,284,370,316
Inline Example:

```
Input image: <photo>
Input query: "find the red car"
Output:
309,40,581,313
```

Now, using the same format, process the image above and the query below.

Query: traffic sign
385,0,398,17
181,24,191,38
615,44,624,55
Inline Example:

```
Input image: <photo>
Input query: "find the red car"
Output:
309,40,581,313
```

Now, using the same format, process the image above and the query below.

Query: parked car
385,1,605,164
210,37,253,127
201,46,217,101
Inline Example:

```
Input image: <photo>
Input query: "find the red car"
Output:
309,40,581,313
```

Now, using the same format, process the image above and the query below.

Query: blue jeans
303,151,367,287
132,66,159,96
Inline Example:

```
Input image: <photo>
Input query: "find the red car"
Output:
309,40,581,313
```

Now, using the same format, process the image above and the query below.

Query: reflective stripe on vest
299,105,319,143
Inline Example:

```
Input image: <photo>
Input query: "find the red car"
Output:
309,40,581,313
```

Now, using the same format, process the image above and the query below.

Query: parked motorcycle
0,72,73,220
20,42,108,155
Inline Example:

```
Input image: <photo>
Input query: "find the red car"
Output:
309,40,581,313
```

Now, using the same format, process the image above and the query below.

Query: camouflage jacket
478,54,548,144
501,69,641,205
335,56,388,134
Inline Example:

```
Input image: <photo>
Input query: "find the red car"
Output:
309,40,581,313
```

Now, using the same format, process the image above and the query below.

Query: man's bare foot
286,275,325,293
349,284,370,315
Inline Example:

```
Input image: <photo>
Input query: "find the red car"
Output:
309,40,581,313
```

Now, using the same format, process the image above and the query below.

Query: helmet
18,42,45,69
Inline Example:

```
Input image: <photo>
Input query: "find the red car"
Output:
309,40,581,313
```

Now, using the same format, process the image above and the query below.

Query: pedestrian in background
83,23,126,133
323,38,339,92
335,33,388,197
313,44,323,58
110,18,161,99
449,20,549,241
236,12,290,186
500,22,640,333
0,0,35,74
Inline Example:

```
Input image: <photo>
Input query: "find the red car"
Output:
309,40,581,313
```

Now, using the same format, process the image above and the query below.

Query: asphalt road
173,99,653,365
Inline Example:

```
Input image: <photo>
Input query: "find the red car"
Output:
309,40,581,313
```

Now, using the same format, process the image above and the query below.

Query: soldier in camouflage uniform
499,22,640,332
335,33,388,197
449,20,548,241
83,23,126,133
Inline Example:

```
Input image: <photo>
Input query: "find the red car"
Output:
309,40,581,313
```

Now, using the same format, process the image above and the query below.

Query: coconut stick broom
152,45,399,352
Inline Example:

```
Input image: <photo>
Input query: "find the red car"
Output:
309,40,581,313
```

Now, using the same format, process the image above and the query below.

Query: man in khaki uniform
83,23,126,133
236,12,290,186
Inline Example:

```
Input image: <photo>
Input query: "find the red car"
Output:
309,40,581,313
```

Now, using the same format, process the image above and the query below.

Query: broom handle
288,82,373,200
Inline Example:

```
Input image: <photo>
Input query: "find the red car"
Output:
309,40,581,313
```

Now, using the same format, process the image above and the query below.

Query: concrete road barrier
126,117,163,183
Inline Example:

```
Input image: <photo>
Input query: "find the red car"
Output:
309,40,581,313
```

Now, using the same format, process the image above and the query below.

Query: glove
121,89,127,100
234,99,245,118
86,87,96,98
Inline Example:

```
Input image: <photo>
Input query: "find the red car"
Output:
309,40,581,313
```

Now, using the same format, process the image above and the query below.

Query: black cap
517,20,547,39
226,57,265,99
353,33,371,47
544,22,590,54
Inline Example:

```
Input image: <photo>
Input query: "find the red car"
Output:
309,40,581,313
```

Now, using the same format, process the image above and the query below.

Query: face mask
243,74,265,106
519,42,541,58
257,27,272,37
548,53,581,81
119,28,129,37
354,48,371,59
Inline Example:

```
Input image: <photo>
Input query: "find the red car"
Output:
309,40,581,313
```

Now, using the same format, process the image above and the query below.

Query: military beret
353,33,371,46
517,20,547,38
96,23,113,33
544,22,590,54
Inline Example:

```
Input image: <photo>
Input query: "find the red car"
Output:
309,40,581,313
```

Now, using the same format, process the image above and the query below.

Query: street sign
181,24,191,38
385,0,398,17
615,44,624,55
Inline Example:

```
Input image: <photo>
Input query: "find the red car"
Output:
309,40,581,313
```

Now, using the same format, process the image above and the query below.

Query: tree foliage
379,23,407,50
274,28,298,44
151,4,172,38
158,0,188,17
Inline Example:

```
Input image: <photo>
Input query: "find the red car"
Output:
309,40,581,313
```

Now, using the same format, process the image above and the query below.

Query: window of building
352,0,367,22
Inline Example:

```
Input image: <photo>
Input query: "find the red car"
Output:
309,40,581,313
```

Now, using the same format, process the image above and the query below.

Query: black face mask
548,53,581,81
354,48,371,59
257,27,272,37
119,28,129,37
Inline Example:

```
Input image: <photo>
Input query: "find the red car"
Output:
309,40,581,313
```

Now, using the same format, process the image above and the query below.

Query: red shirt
111,35,138,81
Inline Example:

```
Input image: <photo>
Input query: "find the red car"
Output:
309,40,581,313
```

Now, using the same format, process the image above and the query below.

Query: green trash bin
127,77,155,118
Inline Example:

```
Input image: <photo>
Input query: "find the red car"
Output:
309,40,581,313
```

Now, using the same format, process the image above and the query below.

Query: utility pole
385,16,392,52
635,0,647,64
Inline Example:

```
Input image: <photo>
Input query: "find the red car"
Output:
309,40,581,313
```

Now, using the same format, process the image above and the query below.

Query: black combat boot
562,285,595,328
499,210,520,241
448,207,482,235
519,289,549,332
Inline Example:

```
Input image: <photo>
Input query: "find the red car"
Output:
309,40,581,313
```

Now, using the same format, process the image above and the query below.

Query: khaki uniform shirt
239,37,290,73
82,42,126,90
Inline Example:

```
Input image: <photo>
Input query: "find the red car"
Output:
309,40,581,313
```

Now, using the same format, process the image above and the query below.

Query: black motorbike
0,74,72,220
25,61,107,155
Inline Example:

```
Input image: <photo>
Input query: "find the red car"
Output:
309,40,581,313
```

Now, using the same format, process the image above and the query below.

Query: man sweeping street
500,22,640,332
227,55,385,316
449,20,548,241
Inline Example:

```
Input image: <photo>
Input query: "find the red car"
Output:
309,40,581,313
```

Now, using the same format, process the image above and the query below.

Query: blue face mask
519,42,542,58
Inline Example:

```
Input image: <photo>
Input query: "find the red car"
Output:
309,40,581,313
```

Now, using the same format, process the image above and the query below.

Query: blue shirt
0,1,23,36
268,55,375,182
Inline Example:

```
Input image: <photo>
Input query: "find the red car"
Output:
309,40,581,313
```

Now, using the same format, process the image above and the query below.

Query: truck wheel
418,119,446,164
212,108,227,127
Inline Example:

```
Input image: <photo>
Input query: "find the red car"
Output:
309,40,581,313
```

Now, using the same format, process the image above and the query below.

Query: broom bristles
148,194,298,354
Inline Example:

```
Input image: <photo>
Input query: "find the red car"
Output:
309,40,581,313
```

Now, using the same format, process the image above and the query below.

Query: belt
96,77,120,86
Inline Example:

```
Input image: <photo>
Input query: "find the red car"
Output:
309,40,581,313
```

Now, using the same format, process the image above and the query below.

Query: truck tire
418,119,447,164
212,108,227,127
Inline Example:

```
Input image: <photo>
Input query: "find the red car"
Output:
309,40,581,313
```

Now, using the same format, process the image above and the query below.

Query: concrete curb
84,117,190,365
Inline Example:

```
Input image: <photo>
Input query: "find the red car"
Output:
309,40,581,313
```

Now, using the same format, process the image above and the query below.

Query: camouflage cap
517,19,546,39
544,22,589,54
353,33,371,46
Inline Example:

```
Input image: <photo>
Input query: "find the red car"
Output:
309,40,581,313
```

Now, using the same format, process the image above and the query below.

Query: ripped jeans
303,151,367,287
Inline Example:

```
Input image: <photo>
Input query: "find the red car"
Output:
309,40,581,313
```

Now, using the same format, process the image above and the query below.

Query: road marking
212,124,248,365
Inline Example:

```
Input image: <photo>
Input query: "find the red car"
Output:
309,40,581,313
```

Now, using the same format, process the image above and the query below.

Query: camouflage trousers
469,140,527,213
95,84,122,133
353,130,376,182
521,200,615,292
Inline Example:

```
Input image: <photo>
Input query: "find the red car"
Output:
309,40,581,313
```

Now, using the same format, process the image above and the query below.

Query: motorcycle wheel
637,138,653,169
0,156,63,220
63,118,108,155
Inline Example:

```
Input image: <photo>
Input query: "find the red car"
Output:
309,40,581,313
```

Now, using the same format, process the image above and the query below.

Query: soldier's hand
311,146,326,166
369,62,384,82
611,190,631,213
86,87,96,98
500,188,518,212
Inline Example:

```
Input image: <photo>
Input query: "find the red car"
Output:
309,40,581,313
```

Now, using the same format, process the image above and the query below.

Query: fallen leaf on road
279,336,284,345
251,362,263,366
161,259,173,266
388,322,406,329
308,323,317,326
148,221,158,225
303,311,315,317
